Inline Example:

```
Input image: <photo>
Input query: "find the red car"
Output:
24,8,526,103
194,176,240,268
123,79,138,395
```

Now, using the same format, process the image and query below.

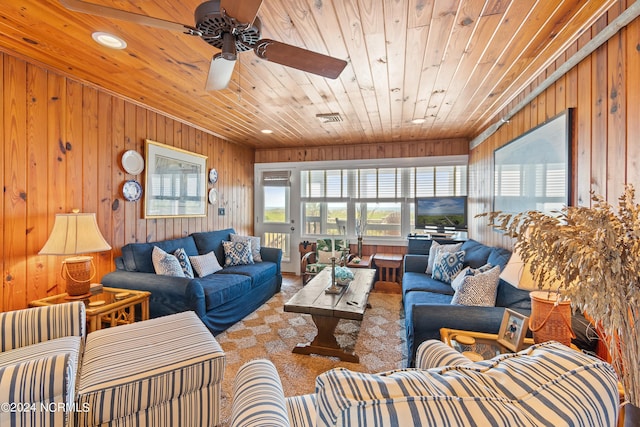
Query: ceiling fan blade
205,54,237,91
59,0,192,32
254,39,347,79
220,0,263,26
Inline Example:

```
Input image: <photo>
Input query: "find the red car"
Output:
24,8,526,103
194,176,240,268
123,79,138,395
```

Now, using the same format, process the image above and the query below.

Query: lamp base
63,256,93,297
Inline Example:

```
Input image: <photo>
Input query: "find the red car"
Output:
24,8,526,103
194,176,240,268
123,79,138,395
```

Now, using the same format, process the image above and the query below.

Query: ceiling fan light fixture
91,31,127,49
206,53,236,91
411,118,426,124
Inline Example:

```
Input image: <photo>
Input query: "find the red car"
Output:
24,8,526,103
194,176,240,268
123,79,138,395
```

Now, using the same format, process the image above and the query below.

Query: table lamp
500,249,574,346
39,210,111,298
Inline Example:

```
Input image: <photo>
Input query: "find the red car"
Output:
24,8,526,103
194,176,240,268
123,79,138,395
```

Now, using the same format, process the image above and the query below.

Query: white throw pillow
426,241,463,274
189,251,223,277
231,234,262,262
451,265,501,306
152,246,185,277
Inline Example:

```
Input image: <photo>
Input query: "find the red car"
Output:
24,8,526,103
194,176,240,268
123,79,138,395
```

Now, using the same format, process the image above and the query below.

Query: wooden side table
373,253,403,285
30,286,150,332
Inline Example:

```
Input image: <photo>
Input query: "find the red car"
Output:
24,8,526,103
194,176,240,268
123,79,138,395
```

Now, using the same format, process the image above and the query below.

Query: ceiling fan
60,0,348,90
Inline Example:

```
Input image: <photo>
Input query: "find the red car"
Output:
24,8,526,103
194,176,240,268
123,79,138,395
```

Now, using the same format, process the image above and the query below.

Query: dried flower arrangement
482,186,639,408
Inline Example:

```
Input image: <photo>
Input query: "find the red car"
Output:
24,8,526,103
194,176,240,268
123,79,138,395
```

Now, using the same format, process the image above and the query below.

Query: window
301,164,467,239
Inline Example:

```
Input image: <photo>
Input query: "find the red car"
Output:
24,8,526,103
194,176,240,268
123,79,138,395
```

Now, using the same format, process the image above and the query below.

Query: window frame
256,155,468,247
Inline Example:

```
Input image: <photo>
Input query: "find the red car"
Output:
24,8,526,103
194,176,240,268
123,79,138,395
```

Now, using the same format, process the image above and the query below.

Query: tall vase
357,236,363,257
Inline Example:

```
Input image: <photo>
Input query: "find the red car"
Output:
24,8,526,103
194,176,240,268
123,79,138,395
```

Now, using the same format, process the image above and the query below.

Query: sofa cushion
152,246,185,277
191,229,235,266
402,273,455,296
314,342,619,427
223,240,254,266
190,251,223,277
451,265,501,306
217,262,278,288
488,246,512,269
231,234,263,262
199,274,253,311
495,279,532,309
432,250,465,284
459,239,492,268
122,236,199,273
426,241,463,274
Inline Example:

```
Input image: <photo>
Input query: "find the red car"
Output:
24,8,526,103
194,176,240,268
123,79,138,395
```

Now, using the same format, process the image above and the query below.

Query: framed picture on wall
493,109,573,215
144,139,208,218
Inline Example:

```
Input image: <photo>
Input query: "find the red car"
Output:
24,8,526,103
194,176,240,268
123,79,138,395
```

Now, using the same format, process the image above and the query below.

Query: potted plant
483,186,639,424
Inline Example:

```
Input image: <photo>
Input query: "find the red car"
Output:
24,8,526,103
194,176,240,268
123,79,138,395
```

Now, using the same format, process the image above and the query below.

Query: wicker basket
62,256,94,297
529,291,575,346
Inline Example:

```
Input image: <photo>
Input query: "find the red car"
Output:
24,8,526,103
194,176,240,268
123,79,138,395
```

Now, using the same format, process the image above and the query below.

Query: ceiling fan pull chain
237,56,242,101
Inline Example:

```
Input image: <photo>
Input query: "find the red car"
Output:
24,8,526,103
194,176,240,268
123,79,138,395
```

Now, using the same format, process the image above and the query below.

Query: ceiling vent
316,112,343,123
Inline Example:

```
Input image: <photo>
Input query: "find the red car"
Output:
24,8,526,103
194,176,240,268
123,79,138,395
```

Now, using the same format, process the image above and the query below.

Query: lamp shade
499,250,536,289
39,212,111,255
500,249,561,290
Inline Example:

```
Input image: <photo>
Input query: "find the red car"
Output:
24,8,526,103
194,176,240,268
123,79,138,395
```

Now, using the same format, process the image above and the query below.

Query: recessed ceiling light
261,129,273,134
92,32,127,50
411,118,426,124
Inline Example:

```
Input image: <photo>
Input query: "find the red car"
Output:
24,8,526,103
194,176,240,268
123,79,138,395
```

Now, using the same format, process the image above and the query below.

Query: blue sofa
101,228,282,334
402,239,596,367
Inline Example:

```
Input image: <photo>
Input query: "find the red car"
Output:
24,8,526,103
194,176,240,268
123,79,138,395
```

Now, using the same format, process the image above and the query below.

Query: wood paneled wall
255,138,469,163
1,52,255,312
468,1,640,249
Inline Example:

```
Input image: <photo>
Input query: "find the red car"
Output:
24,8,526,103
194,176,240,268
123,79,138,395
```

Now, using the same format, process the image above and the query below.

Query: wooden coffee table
284,267,375,362
30,286,150,333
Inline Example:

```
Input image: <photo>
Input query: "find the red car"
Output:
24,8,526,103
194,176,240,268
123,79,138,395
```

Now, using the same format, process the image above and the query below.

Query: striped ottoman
75,311,225,427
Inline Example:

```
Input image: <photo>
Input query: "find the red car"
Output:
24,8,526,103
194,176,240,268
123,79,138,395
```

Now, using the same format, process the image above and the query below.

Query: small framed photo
497,309,529,352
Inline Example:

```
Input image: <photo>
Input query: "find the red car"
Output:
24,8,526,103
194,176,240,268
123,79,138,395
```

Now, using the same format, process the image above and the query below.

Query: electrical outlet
218,208,225,216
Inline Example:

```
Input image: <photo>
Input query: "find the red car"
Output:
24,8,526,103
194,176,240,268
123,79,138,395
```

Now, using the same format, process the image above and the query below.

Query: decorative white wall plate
122,150,144,175
208,188,218,204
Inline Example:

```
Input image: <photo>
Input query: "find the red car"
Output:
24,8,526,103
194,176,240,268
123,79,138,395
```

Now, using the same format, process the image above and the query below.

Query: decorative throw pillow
451,265,501,306
174,247,194,278
451,263,494,291
426,241,463,274
451,266,473,291
231,234,262,262
189,251,223,277
222,240,254,267
432,250,465,284
152,246,185,277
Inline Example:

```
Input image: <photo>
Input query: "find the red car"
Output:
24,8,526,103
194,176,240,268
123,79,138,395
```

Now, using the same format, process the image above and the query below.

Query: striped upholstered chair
0,303,225,427
231,340,620,427
0,302,86,427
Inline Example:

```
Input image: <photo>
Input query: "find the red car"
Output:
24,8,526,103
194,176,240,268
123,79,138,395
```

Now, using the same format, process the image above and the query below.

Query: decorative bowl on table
334,266,354,285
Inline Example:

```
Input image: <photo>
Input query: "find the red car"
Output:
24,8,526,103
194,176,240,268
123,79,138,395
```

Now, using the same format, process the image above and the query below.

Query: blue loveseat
402,239,596,367
101,228,282,334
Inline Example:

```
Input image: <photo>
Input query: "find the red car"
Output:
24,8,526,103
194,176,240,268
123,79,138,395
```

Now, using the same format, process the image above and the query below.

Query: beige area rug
216,275,406,425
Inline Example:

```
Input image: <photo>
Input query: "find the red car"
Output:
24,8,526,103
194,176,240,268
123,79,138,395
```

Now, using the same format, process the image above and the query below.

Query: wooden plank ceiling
0,0,616,149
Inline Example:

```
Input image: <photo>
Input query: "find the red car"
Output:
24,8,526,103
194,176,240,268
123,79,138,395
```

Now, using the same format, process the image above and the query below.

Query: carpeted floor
215,274,406,425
